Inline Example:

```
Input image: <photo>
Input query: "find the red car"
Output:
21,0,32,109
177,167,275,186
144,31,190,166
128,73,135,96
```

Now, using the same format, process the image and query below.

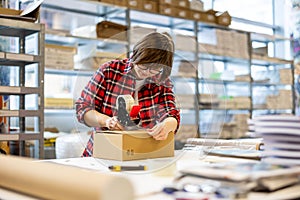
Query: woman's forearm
83,110,111,128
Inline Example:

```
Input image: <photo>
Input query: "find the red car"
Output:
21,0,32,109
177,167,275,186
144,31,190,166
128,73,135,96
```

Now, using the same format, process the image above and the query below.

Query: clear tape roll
116,95,135,113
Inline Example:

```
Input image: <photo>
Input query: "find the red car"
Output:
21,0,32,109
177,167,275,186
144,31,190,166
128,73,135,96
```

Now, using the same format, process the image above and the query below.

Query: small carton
159,4,176,17
96,21,128,41
128,0,143,10
93,130,174,161
142,0,159,13
174,0,190,8
216,11,231,26
0,0,43,22
114,0,128,7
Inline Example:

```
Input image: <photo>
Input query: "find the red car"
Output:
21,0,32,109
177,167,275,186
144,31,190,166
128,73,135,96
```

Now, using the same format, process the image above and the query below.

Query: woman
76,32,180,157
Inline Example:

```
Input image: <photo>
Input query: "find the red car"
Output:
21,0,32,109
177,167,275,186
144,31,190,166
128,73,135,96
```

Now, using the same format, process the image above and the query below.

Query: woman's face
133,64,163,79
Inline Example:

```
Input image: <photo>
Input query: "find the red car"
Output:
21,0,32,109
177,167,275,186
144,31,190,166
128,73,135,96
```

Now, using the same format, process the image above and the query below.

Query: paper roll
0,155,134,200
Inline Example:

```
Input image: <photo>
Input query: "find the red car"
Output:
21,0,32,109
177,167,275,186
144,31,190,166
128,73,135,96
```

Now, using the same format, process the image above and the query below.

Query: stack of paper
179,162,300,200
253,115,300,166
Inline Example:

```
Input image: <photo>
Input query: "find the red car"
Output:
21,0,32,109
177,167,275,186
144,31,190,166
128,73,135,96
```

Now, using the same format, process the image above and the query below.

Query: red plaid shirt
75,58,180,157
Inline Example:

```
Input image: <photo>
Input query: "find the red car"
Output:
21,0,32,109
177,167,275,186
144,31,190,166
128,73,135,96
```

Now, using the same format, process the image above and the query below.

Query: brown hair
130,32,174,81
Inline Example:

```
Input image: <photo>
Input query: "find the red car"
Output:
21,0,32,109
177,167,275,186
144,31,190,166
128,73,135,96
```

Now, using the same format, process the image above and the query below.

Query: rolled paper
0,155,134,200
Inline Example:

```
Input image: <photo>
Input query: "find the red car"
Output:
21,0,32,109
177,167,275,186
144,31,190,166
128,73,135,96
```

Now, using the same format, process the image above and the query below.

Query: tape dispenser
116,95,141,130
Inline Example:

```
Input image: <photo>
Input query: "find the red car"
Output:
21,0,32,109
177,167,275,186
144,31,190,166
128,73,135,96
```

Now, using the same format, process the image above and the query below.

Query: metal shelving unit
0,18,45,158
39,0,295,139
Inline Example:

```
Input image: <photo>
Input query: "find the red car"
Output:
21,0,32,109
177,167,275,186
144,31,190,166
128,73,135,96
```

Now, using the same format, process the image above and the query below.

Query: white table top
0,149,259,200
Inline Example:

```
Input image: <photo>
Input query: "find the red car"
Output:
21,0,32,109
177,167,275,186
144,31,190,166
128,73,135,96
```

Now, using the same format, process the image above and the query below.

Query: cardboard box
174,7,191,19
159,0,173,5
45,44,77,70
93,131,174,161
114,0,128,7
96,21,127,41
216,11,231,26
201,9,217,24
189,10,204,21
159,4,176,17
142,0,159,13
0,3,40,22
174,0,190,8
128,0,143,10
44,98,74,109
189,0,204,11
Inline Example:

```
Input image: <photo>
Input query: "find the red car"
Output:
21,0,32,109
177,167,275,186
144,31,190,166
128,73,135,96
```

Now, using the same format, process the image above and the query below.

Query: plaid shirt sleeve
75,64,108,126
157,79,180,132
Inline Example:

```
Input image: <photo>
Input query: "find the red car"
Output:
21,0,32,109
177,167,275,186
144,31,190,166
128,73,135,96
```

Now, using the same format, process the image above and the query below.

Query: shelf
0,133,41,141
199,107,251,111
0,110,42,117
45,68,94,76
199,52,250,64
0,18,42,37
0,86,40,95
39,0,296,140
251,54,293,65
0,17,44,158
251,32,292,43
252,82,294,87
45,29,128,46
201,78,251,85
0,53,42,65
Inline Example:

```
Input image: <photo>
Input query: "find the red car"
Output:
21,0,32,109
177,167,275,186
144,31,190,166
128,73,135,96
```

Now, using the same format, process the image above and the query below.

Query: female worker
75,32,180,156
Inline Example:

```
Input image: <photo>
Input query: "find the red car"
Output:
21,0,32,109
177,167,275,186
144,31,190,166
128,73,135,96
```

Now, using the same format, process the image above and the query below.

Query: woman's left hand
147,117,177,140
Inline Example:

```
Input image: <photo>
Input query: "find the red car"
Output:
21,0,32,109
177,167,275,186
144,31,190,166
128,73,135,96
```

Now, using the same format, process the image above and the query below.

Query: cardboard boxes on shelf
93,131,174,161
0,0,42,22
130,26,157,44
176,94,195,109
266,90,293,110
96,21,127,41
45,44,77,70
200,29,249,59
279,68,293,84
44,97,74,109
175,34,197,52
177,60,198,77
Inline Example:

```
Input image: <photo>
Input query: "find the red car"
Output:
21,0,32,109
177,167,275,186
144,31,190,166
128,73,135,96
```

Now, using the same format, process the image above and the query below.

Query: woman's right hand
105,116,123,130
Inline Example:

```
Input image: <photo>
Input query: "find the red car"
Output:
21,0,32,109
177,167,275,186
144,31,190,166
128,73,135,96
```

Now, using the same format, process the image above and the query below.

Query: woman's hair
130,32,174,81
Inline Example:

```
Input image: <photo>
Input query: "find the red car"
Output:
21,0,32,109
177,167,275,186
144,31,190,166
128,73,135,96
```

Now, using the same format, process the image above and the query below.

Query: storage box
159,0,173,5
174,7,191,19
114,0,128,7
202,9,217,24
44,98,74,109
174,0,190,8
128,0,143,10
130,26,157,44
0,0,41,22
189,0,204,11
159,4,176,17
216,11,231,26
177,60,198,77
45,44,77,70
96,21,127,41
93,131,174,161
142,0,159,13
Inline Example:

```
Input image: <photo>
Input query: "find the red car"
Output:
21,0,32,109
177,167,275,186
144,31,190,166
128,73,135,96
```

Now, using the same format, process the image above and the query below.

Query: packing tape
116,95,135,113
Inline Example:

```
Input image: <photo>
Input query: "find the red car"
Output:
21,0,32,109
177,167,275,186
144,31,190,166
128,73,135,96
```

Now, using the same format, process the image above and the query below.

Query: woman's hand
147,117,177,140
105,116,123,130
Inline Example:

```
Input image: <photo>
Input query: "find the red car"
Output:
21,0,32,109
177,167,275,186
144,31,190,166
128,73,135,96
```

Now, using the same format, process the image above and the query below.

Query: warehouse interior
1,0,300,199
